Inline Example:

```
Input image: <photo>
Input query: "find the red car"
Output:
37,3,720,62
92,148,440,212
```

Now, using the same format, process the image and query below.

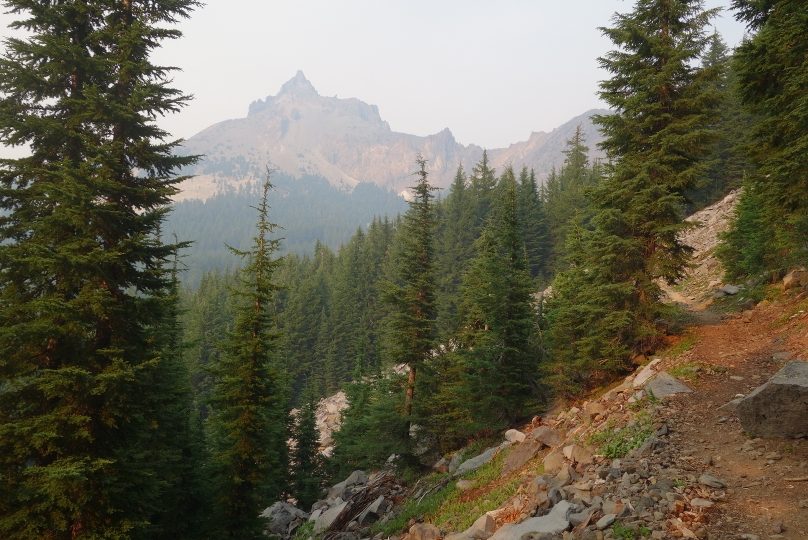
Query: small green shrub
373,447,523,537
587,410,655,458
612,520,651,539
666,334,698,357
291,521,314,540
669,363,702,384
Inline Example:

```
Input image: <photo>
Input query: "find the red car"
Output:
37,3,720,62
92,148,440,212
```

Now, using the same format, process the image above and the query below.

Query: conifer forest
1,1,807,539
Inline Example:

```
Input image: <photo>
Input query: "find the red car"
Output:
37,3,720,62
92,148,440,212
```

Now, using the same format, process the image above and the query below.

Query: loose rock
645,372,693,398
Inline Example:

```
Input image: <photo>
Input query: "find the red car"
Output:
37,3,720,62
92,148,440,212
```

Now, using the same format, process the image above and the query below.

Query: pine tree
687,31,755,211
516,166,549,282
435,165,477,337
544,125,598,273
547,0,721,390
384,155,438,426
206,179,290,540
0,1,199,538
291,388,323,511
721,0,808,272
453,167,540,433
148,242,209,540
469,150,498,236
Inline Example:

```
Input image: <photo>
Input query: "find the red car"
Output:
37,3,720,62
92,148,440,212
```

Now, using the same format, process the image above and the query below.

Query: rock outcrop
737,361,808,438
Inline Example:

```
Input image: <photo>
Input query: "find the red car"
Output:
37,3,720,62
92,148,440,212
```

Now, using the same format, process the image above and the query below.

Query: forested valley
1,1,806,539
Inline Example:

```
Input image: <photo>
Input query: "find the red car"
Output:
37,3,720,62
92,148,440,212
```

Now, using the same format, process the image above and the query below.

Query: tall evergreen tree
0,1,199,538
206,180,290,540
687,31,755,211
544,125,599,273
449,167,540,436
149,243,209,540
384,155,438,425
719,0,808,273
547,0,721,391
516,166,549,282
469,150,498,236
290,388,323,511
435,165,477,337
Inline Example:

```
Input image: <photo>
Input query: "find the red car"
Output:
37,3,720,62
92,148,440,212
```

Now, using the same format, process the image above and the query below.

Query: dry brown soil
656,289,808,540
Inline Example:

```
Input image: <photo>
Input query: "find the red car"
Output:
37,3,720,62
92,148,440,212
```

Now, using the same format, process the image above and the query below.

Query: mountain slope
177,71,607,200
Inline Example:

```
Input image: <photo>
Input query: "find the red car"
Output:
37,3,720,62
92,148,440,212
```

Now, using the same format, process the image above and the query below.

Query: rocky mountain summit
177,71,607,200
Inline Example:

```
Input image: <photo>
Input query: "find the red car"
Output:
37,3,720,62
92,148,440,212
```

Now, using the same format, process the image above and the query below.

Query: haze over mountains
178,71,607,200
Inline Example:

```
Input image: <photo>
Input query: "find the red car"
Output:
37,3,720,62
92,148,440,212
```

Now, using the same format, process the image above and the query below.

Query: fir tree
384,155,438,425
291,388,323,511
435,165,477,337
453,167,540,433
721,0,808,272
687,31,755,210
148,242,210,540
516,166,549,282
547,0,721,391
0,1,199,538
206,179,290,540
469,150,498,236
544,125,599,273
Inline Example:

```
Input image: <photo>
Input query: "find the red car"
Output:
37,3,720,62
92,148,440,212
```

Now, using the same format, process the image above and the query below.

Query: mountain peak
278,70,318,98
248,71,319,115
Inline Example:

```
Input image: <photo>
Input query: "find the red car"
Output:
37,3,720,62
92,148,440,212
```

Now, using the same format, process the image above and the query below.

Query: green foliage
587,410,655,459
291,521,315,540
613,520,651,539
547,0,721,395
667,363,702,385
543,126,600,274
328,371,411,481
716,182,774,280
717,0,808,277
686,32,757,211
436,168,542,441
517,166,550,282
435,165,478,337
383,155,439,422
291,390,324,511
374,449,522,537
665,335,699,357
206,180,290,540
0,1,201,538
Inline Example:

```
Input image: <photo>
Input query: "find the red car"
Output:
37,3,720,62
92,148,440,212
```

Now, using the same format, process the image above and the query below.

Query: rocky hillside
267,193,808,540
177,71,607,200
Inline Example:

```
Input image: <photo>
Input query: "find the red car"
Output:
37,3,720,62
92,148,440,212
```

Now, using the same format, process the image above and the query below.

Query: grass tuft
373,446,535,537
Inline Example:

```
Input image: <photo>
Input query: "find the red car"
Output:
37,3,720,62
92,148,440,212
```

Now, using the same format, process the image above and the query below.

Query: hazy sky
1,1,746,156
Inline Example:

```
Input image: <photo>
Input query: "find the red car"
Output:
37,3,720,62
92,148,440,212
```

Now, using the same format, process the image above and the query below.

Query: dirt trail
656,290,808,539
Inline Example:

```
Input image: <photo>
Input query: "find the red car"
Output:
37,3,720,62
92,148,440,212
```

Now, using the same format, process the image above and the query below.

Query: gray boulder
314,501,348,534
502,439,543,476
528,426,563,447
488,500,574,540
783,268,808,290
449,452,463,473
409,523,441,540
722,284,740,295
542,447,565,473
261,501,309,536
645,372,693,399
327,480,348,500
345,470,368,486
357,495,387,526
454,447,498,477
738,361,808,438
